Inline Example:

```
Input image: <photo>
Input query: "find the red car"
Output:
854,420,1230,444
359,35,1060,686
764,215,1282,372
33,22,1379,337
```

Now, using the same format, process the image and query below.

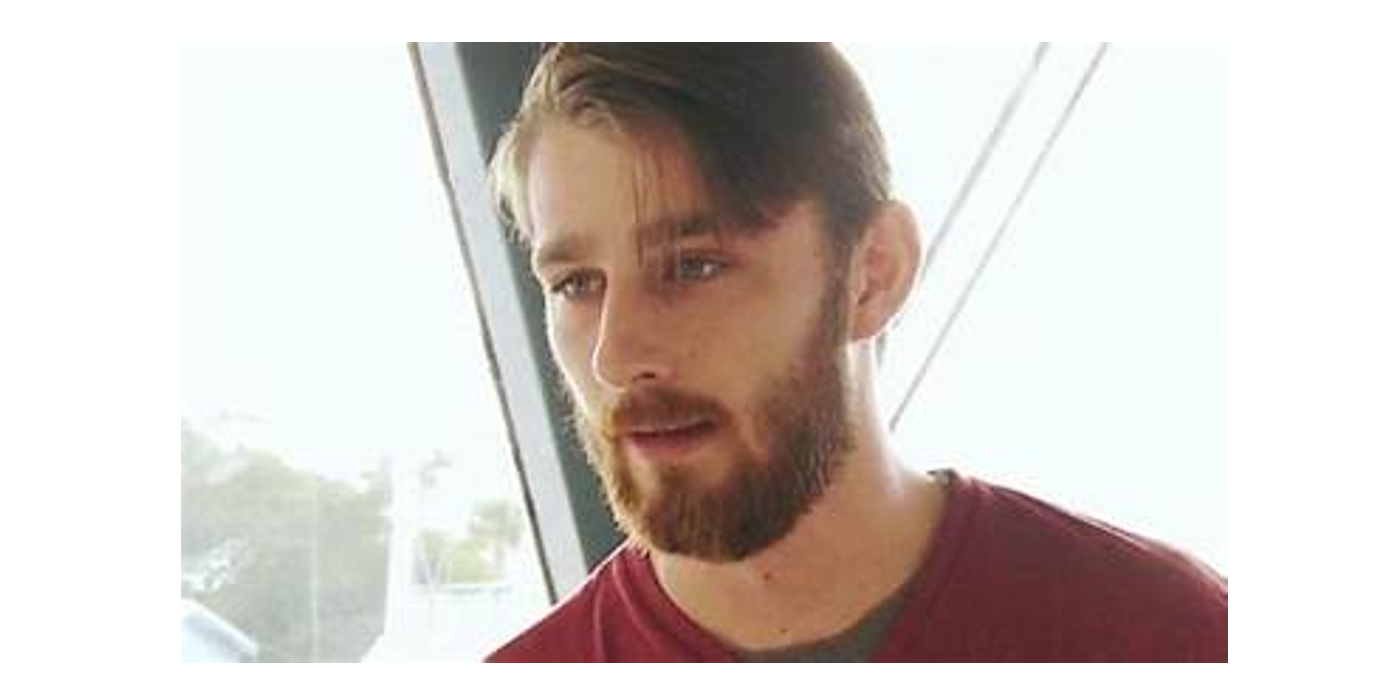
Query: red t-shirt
487,471,1227,661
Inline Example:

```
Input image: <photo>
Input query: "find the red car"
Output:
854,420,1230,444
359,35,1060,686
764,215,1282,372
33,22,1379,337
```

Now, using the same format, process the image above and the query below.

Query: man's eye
549,272,603,300
669,256,727,283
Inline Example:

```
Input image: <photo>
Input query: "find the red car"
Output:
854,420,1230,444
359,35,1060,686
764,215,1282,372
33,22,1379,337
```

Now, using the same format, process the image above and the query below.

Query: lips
622,419,718,460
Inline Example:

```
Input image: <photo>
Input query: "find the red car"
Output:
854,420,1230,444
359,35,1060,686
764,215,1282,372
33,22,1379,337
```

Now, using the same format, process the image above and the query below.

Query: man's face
525,121,854,562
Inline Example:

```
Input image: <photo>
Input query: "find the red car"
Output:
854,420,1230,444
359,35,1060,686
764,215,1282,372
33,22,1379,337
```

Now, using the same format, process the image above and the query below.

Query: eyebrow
531,211,725,272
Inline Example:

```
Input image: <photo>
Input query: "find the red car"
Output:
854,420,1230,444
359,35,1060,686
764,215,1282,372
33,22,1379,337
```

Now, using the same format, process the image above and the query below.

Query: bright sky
182,44,523,529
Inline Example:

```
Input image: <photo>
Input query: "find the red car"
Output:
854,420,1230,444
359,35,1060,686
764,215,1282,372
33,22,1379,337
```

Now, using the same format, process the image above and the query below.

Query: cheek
548,311,598,396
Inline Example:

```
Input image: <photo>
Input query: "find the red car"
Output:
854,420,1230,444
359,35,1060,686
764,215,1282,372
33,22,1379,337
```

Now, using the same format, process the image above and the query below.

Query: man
483,43,1226,661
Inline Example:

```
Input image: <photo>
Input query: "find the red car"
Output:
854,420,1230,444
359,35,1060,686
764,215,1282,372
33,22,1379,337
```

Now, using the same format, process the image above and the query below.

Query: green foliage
181,424,389,662
181,423,532,661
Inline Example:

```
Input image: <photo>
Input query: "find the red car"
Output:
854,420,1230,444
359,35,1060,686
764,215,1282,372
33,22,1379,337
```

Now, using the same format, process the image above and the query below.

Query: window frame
412,42,624,601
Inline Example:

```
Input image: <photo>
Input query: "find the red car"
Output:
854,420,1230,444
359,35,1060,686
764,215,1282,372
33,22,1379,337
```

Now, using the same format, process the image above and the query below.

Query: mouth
622,419,719,461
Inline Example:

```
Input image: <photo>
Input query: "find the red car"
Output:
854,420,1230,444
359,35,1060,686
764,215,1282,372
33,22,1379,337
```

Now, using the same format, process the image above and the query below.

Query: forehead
524,121,715,254
522,120,837,283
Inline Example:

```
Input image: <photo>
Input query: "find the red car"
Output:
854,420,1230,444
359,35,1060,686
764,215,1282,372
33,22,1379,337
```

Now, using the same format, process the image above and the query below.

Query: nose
590,283,675,391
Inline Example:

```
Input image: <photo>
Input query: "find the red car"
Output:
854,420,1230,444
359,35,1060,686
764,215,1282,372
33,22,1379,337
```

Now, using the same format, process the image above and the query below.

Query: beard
570,278,854,563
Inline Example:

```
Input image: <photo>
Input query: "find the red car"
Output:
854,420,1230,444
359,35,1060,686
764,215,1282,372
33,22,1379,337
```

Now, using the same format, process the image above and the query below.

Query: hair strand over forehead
487,43,891,260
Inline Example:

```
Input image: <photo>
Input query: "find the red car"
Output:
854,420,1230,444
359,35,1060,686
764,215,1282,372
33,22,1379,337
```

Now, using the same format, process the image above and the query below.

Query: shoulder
955,475,1227,660
485,549,632,662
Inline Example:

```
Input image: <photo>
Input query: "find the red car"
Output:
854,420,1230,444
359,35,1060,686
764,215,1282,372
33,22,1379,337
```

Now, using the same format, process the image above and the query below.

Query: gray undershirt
730,579,912,662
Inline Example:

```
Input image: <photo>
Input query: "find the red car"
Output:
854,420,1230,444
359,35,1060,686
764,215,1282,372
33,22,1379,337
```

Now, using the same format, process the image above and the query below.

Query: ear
847,201,921,342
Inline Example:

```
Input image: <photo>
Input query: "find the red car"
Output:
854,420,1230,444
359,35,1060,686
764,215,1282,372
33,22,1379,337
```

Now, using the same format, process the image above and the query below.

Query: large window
842,43,1226,572
181,44,549,662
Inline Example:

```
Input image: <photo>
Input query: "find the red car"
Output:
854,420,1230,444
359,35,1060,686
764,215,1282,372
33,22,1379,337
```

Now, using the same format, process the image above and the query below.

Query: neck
650,399,946,652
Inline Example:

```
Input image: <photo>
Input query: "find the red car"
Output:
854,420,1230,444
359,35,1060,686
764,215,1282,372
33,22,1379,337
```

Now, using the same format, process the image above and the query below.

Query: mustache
599,386,727,439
